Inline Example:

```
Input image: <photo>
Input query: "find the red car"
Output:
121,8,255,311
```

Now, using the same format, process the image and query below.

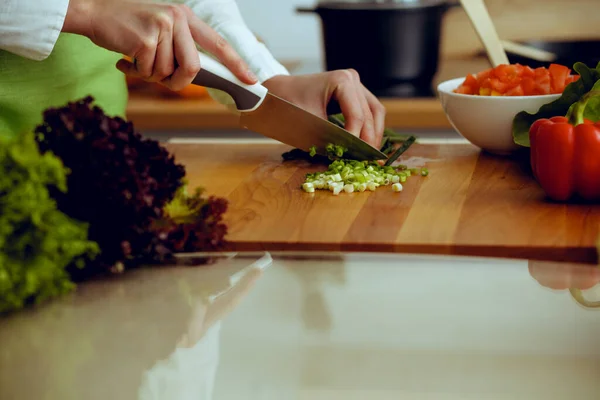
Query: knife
191,51,387,161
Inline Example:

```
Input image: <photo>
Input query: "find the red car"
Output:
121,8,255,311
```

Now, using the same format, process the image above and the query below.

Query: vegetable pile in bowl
454,64,579,96
437,63,579,155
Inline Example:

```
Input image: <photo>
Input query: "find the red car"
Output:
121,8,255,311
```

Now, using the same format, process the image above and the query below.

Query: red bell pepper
529,90,600,201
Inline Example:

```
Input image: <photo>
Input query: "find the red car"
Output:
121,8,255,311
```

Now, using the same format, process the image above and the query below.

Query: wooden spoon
459,0,509,67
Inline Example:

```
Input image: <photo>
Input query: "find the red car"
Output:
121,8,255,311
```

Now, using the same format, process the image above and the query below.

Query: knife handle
191,51,268,112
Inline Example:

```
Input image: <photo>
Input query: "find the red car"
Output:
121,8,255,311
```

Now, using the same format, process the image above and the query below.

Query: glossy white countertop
1,252,599,400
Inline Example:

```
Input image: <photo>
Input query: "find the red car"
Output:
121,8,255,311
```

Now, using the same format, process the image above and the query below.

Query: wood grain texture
165,142,600,264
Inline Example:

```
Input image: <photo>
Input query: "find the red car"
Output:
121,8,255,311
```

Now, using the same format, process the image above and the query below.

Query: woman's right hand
63,0,258,90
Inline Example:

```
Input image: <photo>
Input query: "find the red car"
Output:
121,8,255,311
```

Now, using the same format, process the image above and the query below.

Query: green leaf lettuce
512,62,600,147
0,132,98,314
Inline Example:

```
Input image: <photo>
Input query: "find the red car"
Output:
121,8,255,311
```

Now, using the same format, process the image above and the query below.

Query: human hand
63,0,257,91
528,261,600,290
263,71,386,148
529,261,600,309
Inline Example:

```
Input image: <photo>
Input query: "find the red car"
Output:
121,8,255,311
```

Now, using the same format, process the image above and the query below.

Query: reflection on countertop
1,252,599,400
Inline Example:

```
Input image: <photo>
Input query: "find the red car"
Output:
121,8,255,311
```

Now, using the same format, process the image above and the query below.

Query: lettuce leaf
35,97,187,276
512,62,600,147
568,79,600,120
0,132,99,314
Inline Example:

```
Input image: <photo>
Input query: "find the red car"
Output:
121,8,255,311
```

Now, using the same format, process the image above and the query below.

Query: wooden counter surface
166,141,600,264
127,57,491,131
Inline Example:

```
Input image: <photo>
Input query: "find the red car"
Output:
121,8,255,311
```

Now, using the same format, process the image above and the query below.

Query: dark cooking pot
297,0,459,98
504,40,600,70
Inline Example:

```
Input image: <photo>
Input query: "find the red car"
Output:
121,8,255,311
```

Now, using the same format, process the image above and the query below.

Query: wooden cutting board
166,142,600,264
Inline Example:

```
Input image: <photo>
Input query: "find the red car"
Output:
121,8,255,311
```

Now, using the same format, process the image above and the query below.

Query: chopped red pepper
454,63,580,96
529,90,600,201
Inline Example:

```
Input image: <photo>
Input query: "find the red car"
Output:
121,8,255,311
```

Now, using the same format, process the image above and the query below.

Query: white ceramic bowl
437,77,561,155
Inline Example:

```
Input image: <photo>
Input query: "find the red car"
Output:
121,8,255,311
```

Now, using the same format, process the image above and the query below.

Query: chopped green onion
302,182,315,193
300,147,429,195
309,146,317,157
325,143,348,160
328,114,346,128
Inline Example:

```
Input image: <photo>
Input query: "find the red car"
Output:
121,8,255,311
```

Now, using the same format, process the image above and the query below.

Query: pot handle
296,7,317,14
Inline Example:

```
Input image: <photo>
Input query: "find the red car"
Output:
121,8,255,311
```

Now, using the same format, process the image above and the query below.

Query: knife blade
192,52,387,161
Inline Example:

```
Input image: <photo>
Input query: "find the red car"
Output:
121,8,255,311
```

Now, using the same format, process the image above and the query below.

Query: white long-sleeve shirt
0,0,289,83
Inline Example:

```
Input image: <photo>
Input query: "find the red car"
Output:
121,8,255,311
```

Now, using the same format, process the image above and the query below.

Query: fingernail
247,70,257,82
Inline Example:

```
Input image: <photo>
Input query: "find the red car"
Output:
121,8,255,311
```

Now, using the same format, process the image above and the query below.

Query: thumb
116,58,142,78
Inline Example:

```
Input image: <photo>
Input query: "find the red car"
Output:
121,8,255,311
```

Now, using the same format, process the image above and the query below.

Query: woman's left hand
529,261,600,290
263,71,386,148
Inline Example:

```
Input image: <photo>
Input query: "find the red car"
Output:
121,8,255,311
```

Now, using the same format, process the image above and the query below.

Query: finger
184,11,256,84
331,71,365,139
149,24,175,83
354,84,377,147
162,9,200,90
343,70,376,147
132,39,158,79
363,85,386,147
116,58,142,78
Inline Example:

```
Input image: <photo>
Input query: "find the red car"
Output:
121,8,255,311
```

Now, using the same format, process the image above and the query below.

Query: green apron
0,33,128,140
